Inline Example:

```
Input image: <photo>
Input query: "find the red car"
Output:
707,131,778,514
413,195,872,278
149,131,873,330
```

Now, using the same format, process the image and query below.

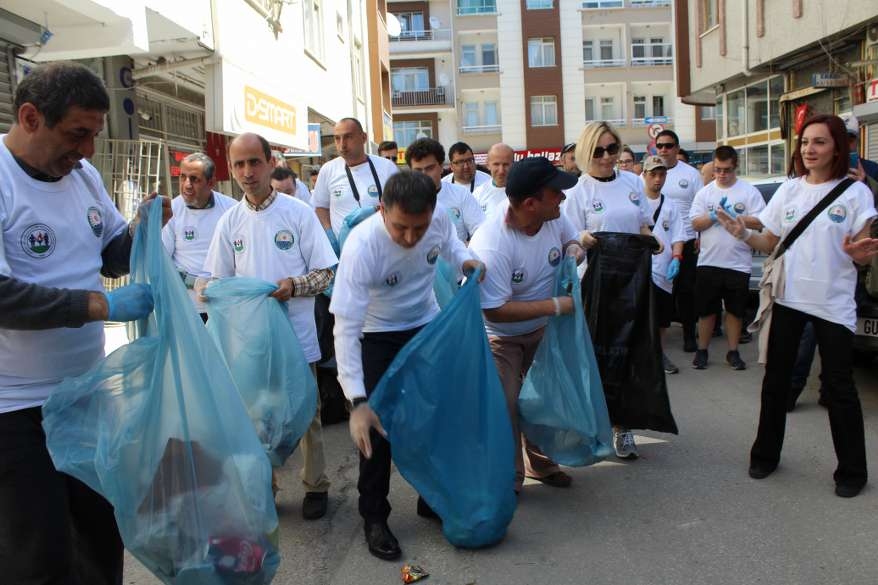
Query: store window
727,89,745,137
747,82,768,133
393,120,433,147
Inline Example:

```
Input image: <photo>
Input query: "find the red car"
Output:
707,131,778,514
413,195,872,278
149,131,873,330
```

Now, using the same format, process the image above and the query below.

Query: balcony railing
392,87,450,107
582,58,626,68
630,43,673,66
457,0,497,15
458,64,500,74
630,0,670,6
462,124,502,134
390,28,452,43
581,0,623,8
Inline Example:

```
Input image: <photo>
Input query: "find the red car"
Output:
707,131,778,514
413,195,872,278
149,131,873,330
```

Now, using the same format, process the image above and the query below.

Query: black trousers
672,238,698,340
751,303,867,488
358,327,422,524
0,407,123,585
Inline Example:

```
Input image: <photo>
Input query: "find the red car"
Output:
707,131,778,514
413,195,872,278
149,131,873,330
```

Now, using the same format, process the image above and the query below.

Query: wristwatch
351,397,368,408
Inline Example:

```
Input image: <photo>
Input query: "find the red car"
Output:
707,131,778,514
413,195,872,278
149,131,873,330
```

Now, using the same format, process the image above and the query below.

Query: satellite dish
386,13,401,37
429,17,441,29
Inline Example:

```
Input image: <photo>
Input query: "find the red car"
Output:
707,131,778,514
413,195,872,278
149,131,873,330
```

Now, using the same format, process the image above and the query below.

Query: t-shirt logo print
548,247,561,267
733,202,746,214
511,268,526,284
385,271,401,287
426,245,440,265
784,207,797,223
86,206,103,238
592,199,605,213
828,204,847,224
274,229,295,251
183,226,197,241
367,185,379,198
333,189,344,198
233,238,245,253
662,219,670,231
21,224,56,259
628,192,640,206
678,179,689,189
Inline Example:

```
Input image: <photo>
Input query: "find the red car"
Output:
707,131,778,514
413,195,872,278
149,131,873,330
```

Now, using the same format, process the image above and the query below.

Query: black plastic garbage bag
582,232,678,434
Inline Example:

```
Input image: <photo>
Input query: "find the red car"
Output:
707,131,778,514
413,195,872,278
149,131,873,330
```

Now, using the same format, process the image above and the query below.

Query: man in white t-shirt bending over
473,143,514,217
162,152,236,322
406,137,485,242
311,117,399,250
690,145,765,371
469,156,585,494
441,141,491,193
204,132,338,520
331,171,483,561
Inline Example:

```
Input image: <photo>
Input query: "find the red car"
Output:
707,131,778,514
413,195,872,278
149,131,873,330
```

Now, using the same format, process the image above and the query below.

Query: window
650,37,664,59
600,96,615,121
726,89,744,136
531,95,558,126
746,144,769,176
715,96,724,139
652,96,665,117
463,102,480,127
632,38,644,61
584,97,596,121
393,120,433,147
701,0,718,31
526,0,553,8
769,76,784,129
482,44,497,69
528,37,556,68
599,40,613,61
582,0,623,7
304,0,325,61
634,96,646,120
747,81,768,133
484,102,499,126
460,43,498,73
769,142,786,175
461,45,477,68
582,40,594,62
457,0,496,15
391,67,429,92
396,11,428,39
700,105,716,120
353,42,365,101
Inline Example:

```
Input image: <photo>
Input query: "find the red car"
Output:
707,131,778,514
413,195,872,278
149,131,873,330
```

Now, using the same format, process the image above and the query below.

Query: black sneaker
692,349,708,369
662,353,679,374
726,350,746,370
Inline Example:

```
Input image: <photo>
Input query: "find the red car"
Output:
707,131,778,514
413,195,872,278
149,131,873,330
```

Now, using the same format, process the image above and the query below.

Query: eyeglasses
382,155,396,161
655,142,677,150
618,158,635,165
593,143,620,158
451,158,475,167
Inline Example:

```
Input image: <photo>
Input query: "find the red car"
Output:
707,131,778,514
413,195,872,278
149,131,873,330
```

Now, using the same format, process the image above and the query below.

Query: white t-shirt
469,200,578,337
663,161,703,240
0,137,128,413
759,177,876,332
563,170,652,234
441,169,491,193
311,155,399,235
690,179,765,273
162,191,237,312
647,195,687,293
437,181,485,241
473,182,508,217
330,208,474,400
203,194,338,362
295,178,312,206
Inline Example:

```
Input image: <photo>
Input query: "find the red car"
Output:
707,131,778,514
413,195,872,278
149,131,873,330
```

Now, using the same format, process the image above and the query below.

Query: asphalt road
123,326,878,585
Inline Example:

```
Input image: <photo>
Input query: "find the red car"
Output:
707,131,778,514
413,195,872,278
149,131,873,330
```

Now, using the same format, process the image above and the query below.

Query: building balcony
458,64,500,74
457,1,498,15
392,87,452,108
389,29,452,55
581,0,623,8
462,123,502,135
629,0,670,6
583,58,627,68
630,43,673,66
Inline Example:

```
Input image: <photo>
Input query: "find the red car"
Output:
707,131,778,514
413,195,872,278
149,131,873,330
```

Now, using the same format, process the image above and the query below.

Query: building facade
388,0,704,160
676,0,878,176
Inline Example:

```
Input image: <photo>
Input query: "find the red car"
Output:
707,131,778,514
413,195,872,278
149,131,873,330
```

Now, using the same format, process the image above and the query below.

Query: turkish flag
794,103,811,136
206,132,230,181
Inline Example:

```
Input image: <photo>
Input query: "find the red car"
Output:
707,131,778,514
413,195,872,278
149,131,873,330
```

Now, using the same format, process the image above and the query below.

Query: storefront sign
811,73,848,88
244,85,297,134
473,148,565,166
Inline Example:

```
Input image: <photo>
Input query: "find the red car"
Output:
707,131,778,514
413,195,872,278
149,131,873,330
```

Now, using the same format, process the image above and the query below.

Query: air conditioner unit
867,23,878,47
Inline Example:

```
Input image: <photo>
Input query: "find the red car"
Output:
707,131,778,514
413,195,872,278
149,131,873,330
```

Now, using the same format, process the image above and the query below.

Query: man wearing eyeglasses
654,129,703,353
377,141,399,163
441,141,491,193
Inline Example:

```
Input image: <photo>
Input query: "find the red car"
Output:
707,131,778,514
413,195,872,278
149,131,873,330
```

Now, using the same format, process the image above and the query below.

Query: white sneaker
613,430,639,460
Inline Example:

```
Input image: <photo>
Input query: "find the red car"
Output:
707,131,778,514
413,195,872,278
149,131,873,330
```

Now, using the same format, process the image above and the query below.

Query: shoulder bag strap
344,157,384,207
775,178,854,259
652,194,665,224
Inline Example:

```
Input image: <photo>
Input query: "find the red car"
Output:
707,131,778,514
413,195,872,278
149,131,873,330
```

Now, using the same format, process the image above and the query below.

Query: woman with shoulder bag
717,114,878,498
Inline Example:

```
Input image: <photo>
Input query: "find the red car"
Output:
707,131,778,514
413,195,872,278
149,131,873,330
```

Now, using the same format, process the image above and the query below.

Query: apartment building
388,0,704,159
676,0,878,176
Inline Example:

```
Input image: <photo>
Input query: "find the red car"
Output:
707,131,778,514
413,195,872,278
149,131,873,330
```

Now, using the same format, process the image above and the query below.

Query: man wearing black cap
469,157,585,493
560,143,581,177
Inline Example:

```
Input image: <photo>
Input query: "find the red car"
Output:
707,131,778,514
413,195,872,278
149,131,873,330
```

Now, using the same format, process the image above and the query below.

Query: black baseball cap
506,156,579,200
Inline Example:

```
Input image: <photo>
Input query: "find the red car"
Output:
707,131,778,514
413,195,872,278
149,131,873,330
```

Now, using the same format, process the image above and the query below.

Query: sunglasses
655,142,677,150
593,143,620,158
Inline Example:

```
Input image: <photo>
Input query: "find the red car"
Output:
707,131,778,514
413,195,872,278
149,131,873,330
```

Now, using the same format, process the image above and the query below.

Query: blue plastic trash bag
205,277,317,467
368,270,516,548
432,258,458,308
42,200,280,584
519,257,613,466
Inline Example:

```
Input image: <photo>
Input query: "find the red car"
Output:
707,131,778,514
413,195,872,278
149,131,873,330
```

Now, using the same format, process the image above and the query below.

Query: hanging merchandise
205,277,318,467
519,257,614,466
582,232,678,435
42,201,280,584
368,270,516,548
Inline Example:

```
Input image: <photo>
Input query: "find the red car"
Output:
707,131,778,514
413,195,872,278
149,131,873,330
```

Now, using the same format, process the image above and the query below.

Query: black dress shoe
302,492,328,520
364,522,401,561
748,464,777,480
835,483,865,498
416,496,440,519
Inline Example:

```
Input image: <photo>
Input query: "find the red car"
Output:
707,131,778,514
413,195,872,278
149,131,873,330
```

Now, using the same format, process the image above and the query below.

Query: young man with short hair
689,145,765,370
469,156,585,493
442,141,491,193
406,137,485,242
330,171,483,561
377,140,399,163
271,166,312,206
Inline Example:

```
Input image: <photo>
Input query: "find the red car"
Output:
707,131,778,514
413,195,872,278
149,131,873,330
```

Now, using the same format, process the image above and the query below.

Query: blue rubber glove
709,209,718,223
324,227,341,257
719,195,739,219
666,257,681,281
106,283,154,322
